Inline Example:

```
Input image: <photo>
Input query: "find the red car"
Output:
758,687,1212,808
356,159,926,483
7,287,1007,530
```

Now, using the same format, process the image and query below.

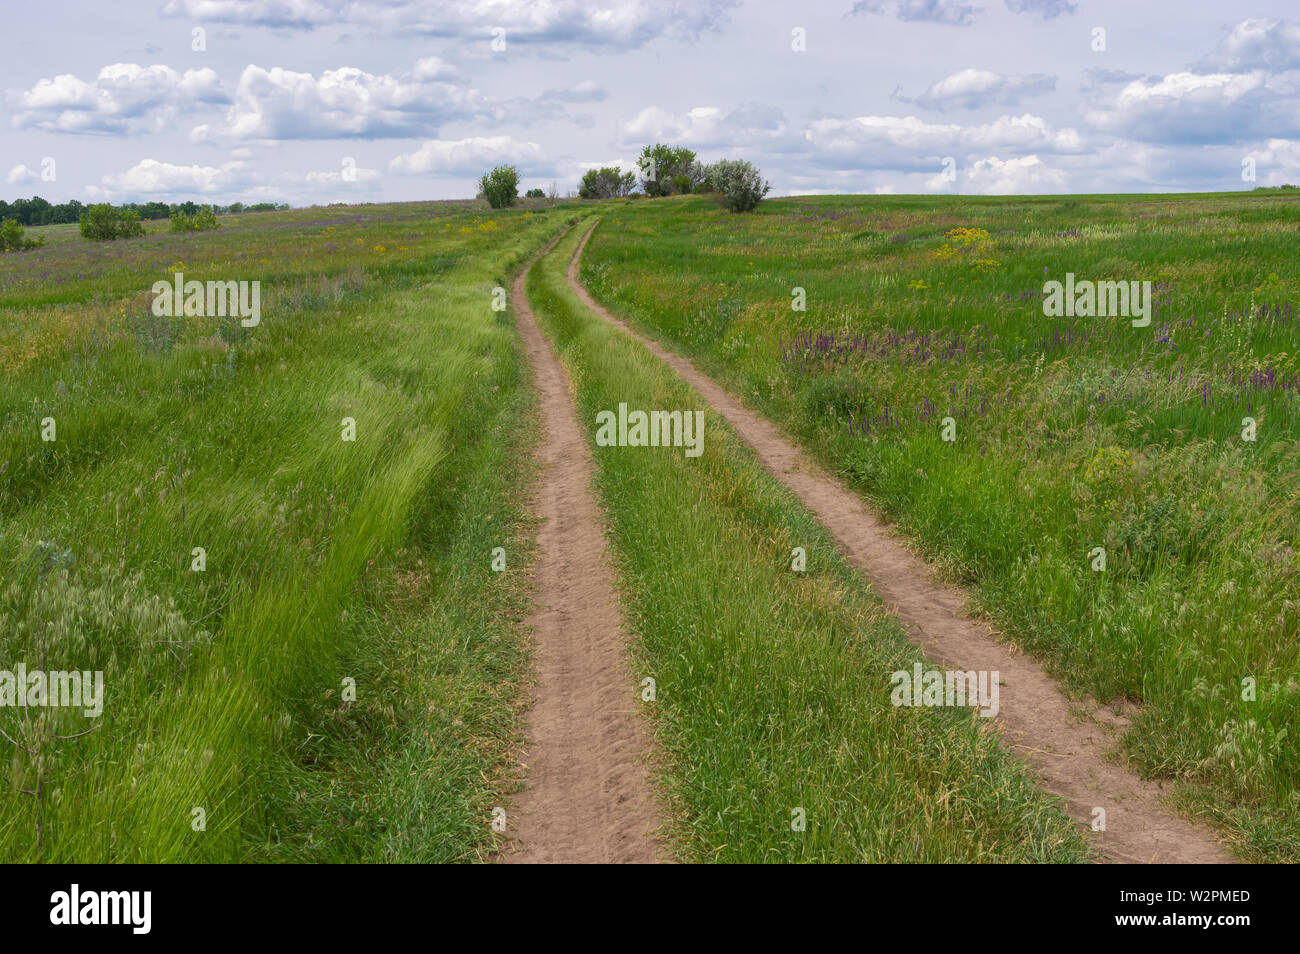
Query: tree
703,159,772,212
0,218,43,251
170,206,221,232
637,144,700,197
79,204,146,241
524,188,545,198
579,166,637,199
479,165,521,209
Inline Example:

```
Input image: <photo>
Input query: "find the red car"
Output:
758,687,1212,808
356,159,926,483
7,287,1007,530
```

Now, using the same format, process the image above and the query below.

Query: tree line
0,196,288,227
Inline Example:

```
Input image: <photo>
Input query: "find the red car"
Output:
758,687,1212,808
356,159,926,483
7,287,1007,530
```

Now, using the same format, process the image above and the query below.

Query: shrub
79,204,146,241
0,218,44,252
637,143,701,197
478,165,520,209
579,166,637,199
705,159,772,212
524,188,546,199
169,206,221,232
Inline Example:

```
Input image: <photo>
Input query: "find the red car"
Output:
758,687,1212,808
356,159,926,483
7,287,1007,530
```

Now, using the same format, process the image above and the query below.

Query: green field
3,190,1295,863
579,191,1300,861
0,201,570,861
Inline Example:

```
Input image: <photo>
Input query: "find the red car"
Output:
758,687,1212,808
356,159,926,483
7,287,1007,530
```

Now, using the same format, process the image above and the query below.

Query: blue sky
5,1,1300,204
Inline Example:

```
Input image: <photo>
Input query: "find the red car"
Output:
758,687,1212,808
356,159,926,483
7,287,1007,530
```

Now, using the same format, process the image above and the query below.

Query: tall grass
0,202,577,860
581,193,1300,860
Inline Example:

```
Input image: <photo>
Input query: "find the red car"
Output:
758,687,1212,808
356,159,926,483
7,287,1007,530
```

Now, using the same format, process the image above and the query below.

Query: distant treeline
0,196,290,227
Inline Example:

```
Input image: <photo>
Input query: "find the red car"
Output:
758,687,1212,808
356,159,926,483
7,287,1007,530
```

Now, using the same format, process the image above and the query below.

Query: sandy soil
495,228,668,864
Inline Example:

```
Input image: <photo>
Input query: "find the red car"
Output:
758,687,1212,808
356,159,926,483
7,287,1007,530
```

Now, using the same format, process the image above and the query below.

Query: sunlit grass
0,200,579,861
582,192,1300,861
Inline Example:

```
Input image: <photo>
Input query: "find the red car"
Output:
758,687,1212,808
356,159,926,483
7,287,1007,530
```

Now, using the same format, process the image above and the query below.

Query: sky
4,0,1300,205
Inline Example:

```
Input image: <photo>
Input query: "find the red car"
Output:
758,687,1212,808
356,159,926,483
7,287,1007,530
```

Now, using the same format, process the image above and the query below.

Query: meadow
0,200,573,861
4,188,1294,864
580,191,1300,861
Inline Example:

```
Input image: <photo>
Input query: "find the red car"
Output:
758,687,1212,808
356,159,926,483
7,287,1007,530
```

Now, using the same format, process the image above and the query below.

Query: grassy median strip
527,222,1088,862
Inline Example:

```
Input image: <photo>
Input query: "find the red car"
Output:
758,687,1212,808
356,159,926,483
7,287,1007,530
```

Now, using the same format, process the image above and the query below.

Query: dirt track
495,227,667,864
564,219,1233,865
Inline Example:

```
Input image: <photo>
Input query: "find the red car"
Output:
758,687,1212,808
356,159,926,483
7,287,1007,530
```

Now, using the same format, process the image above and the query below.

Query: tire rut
495,226,668,864
565,219,1234,865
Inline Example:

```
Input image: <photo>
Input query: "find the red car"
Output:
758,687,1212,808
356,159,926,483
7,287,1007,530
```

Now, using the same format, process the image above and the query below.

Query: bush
705,159,772,212
478,165,520,209
579,166,637,199
0,218,44,252
637,143,701,197
79,204,146,241
170,207,221,232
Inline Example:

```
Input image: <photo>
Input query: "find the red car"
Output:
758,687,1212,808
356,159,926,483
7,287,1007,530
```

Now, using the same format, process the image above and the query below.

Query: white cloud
907,68,1055,110
1085,71,1298,144
1200,18,1300,72
6,164,40,185
803,113,1082,171
619,103,791,150
932,154,1067,193
159,0,345,29
388,136,545,176
10,64,226,134
211,62,487,140
159,0,737,48
95,158,252,196
301,162,382,192
1249,138,1300,184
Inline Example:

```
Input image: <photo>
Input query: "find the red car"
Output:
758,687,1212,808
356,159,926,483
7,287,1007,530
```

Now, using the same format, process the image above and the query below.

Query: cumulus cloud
802,112,1082,171
159,0,346,29
159,0,737,48
850,0,981,27
902,69,1055,110
619,103,792,150
6,164,41,185
301,161,382,191
92,158,254,197
1085,71,1300,144
388,136,546,176
200,59,486,141
962,154,1066,192
9,63,226,134
1247,138,1300,184
1200,18,1300,72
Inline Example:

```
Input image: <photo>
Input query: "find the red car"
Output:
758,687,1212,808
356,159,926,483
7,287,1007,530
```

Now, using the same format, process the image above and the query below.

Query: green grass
580,192,1300,861
0,200,577,861
526,221,1089,863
